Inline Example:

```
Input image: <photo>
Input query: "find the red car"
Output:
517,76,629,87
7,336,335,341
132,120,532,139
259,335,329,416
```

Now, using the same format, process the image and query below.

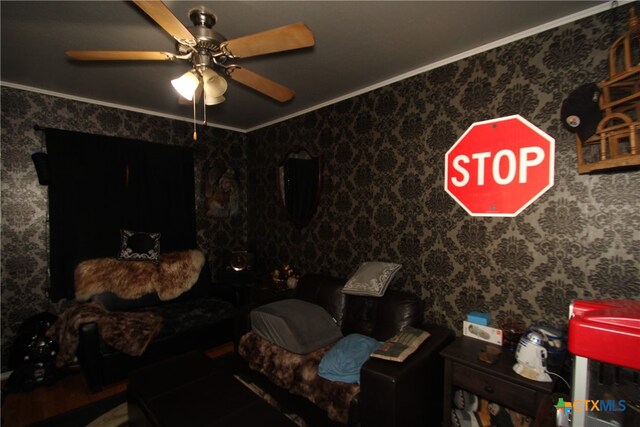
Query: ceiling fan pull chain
192,95,197,141
203,94,207,126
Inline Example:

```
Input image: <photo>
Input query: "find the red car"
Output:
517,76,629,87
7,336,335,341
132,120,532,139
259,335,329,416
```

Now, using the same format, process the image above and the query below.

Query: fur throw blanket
239,331,359,424
74,250,205,301
46,301,162,368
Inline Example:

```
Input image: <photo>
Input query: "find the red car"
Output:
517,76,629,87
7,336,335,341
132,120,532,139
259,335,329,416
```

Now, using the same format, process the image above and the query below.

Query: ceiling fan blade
227,66,295,102
66,50,175,61
132,0,196,45
224,22,315,58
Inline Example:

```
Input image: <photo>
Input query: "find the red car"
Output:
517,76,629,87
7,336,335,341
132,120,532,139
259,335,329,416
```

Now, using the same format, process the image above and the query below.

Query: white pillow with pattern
341,261,402,297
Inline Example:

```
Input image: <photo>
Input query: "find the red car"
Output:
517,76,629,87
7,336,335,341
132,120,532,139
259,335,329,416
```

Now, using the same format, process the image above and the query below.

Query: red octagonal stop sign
445,115,554,217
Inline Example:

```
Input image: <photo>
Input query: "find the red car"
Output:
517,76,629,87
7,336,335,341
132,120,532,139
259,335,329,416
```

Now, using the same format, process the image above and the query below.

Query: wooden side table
440,336,556,427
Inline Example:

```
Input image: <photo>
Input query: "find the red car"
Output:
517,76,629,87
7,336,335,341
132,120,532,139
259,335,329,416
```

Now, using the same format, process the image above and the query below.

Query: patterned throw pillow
117,229,161,263
341,261,402,297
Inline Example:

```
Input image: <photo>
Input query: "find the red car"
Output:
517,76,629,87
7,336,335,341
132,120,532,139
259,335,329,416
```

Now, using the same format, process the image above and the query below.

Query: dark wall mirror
277,147,321,227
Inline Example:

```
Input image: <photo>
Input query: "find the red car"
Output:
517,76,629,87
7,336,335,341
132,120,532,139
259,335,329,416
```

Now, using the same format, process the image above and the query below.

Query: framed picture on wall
205,167,239,217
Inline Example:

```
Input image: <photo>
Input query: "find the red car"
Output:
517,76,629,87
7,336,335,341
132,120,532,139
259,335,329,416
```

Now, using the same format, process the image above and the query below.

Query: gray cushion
250,299,342,354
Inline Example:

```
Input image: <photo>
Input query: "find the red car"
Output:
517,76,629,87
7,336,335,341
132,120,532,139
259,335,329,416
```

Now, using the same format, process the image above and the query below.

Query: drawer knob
484,385,494,393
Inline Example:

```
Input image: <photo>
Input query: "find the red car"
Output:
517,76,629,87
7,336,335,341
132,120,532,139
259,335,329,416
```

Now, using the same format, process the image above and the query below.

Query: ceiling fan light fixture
203,71,228,99
171,70,200,100
204,94,225,106
178,81,203,105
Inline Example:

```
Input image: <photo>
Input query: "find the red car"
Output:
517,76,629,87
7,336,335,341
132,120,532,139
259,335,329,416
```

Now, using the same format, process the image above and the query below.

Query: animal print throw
74,250,205,301
46,301,161,367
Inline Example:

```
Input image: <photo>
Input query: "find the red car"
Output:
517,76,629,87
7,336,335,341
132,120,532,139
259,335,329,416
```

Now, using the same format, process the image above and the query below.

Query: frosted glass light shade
178,82,203,105
202,69,228,99
204,80,227,105
171,70,200,100
204,94,225,106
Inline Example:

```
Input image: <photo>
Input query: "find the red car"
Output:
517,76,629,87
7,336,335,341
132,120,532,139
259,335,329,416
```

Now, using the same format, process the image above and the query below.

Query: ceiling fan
65,0,315,105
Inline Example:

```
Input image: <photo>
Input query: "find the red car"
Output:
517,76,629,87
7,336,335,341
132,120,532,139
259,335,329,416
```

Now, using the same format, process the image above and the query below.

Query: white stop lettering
451,146,545,187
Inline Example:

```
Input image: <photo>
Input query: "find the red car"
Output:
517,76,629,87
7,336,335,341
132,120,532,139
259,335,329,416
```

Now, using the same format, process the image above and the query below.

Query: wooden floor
1,343,234,427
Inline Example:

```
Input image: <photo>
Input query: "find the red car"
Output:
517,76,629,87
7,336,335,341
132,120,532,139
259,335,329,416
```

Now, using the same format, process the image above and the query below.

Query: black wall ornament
277,147,321,227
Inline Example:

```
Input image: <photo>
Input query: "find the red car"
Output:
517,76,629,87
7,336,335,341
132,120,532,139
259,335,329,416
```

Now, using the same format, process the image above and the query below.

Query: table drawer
451,362,538,416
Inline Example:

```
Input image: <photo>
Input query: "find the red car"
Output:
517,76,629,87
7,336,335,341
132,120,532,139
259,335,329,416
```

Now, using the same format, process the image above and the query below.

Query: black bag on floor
6,312,60,391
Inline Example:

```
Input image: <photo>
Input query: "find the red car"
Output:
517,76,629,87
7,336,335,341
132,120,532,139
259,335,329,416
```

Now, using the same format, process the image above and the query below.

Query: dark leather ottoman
127,351,297,426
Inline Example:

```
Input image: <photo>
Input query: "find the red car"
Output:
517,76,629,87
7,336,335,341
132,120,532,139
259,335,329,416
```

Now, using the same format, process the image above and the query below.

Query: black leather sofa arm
77,322,104,392
358,324,454,427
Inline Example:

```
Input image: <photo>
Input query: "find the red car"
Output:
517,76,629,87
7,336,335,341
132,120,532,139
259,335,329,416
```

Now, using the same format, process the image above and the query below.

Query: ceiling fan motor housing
178,8,227,62
188,7,217,28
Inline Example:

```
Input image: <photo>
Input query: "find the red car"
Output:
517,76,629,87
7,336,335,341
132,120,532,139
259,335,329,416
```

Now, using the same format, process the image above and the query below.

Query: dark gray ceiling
1,1,611,132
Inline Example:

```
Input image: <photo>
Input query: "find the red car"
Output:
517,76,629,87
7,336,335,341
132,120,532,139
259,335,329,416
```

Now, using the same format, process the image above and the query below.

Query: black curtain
123,141,196,251
45,129,196,301
283,158,319,225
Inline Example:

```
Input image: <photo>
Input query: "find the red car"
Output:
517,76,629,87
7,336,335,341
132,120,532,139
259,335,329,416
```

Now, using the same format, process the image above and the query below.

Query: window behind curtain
45,129,196,301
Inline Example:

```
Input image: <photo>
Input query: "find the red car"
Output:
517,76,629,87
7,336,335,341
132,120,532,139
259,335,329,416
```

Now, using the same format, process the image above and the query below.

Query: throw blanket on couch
239,331,359,424
46,301,162,368
74,250,205,301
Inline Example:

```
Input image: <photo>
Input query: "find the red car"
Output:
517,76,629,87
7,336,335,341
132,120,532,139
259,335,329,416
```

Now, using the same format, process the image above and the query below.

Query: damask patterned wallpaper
247,6,639,334
0,90,248,370
1,5,639,372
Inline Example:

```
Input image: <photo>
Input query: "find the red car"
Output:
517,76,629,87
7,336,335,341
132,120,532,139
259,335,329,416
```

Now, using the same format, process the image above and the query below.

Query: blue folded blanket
318,333,382,384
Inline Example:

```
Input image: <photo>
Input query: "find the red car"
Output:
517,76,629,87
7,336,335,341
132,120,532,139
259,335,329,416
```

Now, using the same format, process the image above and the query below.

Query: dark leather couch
77,263,237,391
236,274,455,426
